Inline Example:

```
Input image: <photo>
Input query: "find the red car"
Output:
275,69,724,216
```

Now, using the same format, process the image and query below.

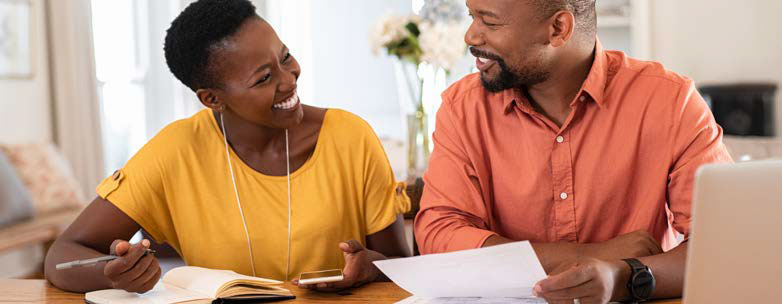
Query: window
91,0,202,174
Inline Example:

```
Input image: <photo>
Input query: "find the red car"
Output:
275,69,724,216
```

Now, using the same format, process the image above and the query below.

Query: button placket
551,130,577,242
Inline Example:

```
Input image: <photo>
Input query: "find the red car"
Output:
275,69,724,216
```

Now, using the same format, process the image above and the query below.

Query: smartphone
298,269,344,285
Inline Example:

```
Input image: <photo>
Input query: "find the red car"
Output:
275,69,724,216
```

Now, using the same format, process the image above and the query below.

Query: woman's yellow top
96,109,409,280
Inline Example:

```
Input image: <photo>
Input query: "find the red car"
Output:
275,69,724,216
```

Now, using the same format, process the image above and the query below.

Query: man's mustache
469,47,503,62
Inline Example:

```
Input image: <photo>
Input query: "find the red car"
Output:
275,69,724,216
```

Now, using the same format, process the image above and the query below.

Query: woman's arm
366,214,412,259
44,197,161,293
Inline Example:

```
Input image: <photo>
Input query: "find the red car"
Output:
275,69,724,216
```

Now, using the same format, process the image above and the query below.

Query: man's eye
283,52,292,62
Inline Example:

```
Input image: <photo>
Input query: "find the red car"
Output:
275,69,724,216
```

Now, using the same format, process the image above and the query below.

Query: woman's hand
103,239,162,293
292,240,385,292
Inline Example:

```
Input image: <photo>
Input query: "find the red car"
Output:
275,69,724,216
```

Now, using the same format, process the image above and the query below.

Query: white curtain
45,0,105,199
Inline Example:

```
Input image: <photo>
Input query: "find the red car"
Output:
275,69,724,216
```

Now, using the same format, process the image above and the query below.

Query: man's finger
539,279,595,300
649,236,663,254
543,299,576,304
536,264,595,293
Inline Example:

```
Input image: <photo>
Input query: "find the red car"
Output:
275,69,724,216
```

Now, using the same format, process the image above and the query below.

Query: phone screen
299,269,343,280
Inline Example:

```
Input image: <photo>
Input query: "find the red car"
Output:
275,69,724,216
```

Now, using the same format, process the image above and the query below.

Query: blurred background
1,0,780,278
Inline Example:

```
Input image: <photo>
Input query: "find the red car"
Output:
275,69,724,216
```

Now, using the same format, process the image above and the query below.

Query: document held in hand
373,241,547,298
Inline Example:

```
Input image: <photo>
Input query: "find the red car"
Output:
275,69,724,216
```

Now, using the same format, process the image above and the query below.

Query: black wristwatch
622,258,655,302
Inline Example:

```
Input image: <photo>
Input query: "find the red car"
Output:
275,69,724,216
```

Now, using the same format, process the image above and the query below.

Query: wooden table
0,279,681,303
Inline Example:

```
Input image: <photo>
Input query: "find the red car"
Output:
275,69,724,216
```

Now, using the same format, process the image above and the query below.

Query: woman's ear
196,89,225,112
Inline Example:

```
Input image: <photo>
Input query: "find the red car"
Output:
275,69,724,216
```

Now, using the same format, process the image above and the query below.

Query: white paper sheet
373,241,548,298
396,296,546,304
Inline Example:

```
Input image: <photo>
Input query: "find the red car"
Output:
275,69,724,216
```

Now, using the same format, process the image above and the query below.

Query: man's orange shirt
415,41,732,254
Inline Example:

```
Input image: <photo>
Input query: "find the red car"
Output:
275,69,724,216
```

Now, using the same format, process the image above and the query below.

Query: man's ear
548,10,576,48
196,89,224,112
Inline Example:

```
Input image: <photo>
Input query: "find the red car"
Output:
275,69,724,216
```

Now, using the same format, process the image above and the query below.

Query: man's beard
470,47,550,93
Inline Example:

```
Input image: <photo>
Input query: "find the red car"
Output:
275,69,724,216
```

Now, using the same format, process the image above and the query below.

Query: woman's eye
256,74,271,85
283,52,292,62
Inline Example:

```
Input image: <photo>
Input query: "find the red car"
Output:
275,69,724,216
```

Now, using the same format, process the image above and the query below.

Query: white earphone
220,112,292,279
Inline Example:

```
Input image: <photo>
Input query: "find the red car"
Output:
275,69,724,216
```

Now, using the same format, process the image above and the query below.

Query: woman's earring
218,104,226,112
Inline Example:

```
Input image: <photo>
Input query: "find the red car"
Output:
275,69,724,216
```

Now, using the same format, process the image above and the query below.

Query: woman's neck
214,110,289,155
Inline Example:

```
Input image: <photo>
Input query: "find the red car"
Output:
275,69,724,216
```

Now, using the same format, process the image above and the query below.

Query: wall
307,0,412,140
0,0,51,278
0,0,52,143
650,0,782,137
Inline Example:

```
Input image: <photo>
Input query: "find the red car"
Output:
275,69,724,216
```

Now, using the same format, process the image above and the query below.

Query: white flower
418,21,467,71
369,14,416,56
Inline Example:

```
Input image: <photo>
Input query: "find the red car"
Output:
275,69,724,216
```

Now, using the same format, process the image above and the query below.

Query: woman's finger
115,254,155,288
126,262,161,293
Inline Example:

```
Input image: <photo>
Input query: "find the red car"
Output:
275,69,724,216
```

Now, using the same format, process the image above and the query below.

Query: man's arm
484,230,663,273
635,241,687,299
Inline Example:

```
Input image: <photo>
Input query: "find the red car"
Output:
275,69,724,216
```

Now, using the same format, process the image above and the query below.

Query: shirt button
556,136,565,143
579,96,586,102
560,192,568,200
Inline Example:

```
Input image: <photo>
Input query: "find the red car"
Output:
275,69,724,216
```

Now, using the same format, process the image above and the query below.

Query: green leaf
405,21,420,37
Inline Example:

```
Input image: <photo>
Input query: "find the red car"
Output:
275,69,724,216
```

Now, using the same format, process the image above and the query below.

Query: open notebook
85,266,295,304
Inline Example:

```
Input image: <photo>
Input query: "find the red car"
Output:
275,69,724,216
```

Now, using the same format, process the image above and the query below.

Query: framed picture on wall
0,0,32,79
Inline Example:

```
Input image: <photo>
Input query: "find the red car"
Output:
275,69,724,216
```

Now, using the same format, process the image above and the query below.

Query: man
414,0,732,303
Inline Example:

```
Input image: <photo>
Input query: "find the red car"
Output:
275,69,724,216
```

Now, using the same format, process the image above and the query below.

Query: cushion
0,151,34,228
0,144,85,215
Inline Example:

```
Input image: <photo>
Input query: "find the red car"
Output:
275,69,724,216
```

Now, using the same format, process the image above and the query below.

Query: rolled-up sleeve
414,94,497,254
667,80,733,238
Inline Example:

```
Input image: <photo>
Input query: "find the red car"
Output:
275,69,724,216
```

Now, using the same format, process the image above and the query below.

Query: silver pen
55,249,156,270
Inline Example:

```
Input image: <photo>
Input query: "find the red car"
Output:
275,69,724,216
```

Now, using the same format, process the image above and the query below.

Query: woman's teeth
478,57,490,63
273,93,299,110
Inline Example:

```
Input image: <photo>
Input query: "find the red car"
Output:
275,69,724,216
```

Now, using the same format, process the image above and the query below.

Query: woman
44,0,410,293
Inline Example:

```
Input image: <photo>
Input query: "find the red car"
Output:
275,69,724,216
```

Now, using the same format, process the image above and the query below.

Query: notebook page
162,266,282,298
84,281,209,304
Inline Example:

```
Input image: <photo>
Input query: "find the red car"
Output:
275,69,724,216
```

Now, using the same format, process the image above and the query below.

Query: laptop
683,160,782,303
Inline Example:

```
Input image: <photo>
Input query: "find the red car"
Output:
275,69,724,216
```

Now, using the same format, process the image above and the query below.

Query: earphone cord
221,112,292,280
285,128,291,281
220,112,257,277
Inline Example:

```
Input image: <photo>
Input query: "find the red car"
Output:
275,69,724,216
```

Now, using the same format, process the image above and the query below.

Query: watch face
632,271,656,299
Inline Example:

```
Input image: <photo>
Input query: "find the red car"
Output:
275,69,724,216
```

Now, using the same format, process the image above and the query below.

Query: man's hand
534,258,631,304
582,230,663,260
103,239,161,293
292,240,385,292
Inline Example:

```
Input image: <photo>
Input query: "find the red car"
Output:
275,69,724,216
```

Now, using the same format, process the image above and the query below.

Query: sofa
0,144,85,278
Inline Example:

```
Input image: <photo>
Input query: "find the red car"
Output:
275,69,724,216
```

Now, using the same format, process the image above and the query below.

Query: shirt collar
580,38,609,107
502,38,611,114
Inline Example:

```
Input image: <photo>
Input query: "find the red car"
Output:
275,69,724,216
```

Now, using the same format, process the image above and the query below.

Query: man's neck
525,43,596,127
